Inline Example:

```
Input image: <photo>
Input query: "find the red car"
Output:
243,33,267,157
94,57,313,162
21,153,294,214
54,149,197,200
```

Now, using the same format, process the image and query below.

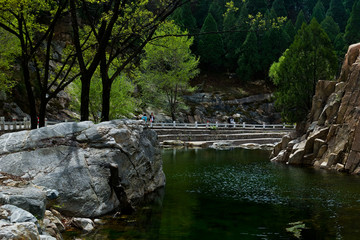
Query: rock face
0,120,165,217
271,43,360,174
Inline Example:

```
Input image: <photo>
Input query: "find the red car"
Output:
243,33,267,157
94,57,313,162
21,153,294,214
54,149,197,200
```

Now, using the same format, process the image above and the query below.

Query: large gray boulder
0,120,165,217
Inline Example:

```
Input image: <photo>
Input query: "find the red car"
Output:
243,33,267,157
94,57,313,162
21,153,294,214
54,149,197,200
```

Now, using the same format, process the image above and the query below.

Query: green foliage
326,0,348,31
171,2,197,34
69,73,137,122
321,16,340,43
344,1,360,45
198,13,225,69
139,21,199,121
270,19,337,123
334,33,347,59
344,0,356,11
284,20,296,42
295,10,307,31
311,0,326,23
237,28,260,82
245,0,267,15
272,0,287,17
209,0,225,30
0,28,19,92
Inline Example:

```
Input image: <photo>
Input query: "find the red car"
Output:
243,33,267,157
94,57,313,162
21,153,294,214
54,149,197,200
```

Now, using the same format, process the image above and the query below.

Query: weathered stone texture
0,120,165,217
271,43,360,174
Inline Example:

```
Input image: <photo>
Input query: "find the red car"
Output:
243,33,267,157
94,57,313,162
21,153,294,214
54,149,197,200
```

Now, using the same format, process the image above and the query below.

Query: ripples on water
64,148,360,240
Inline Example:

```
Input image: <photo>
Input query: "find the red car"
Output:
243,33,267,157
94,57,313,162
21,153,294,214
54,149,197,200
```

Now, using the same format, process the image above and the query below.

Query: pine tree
284,20,296,42
223,11,238,71
326,0,348,31
344,1,360,45
311,1,326,23
237,28,260,81
198,13,225,69
269,19,337,123
272,0,287,17
320,0,330,10
344,0,356,12
171,3,197,34
295,10,307,31
209,0,225,30
246,0,267,15
321,16,340,42
334,33,347,58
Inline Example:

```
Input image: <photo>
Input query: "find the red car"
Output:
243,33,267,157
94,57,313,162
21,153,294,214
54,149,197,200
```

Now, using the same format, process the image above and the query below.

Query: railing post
283,123,285,129
242,122,245,128
45,118,48,127
65,119,68,122
216,122,218,128
162,122,164,128
0,117,4,130
13,117,17,130
263,122,265,129
195,121,198,128
23,117,27,129
233,122,236,128
173,121,176,127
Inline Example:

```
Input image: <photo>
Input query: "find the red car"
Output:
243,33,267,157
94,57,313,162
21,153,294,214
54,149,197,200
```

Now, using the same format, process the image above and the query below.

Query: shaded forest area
172,0,360,81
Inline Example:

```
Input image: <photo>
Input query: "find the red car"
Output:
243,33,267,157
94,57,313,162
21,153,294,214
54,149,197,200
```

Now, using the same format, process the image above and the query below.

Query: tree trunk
38,96,48,128
22,58,37,129
80,76,91,121
100,55,112,122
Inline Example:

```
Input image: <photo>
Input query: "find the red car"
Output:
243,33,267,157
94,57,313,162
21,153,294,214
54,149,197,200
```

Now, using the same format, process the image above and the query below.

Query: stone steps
152,127,293,148
158,132,286,141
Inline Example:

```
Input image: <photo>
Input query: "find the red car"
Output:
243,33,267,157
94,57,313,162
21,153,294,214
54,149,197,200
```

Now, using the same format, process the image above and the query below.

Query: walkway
149,122,295,148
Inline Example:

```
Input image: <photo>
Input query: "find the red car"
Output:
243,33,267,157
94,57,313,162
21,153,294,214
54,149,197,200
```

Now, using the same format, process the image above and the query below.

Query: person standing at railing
142,114,148,123
150,113,155,123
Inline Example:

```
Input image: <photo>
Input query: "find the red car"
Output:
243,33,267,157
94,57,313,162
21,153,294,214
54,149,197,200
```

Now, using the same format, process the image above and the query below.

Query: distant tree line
171,0,360,81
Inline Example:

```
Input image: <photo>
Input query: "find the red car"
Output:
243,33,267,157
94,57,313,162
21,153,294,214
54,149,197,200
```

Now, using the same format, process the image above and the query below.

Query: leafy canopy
139,21,199,120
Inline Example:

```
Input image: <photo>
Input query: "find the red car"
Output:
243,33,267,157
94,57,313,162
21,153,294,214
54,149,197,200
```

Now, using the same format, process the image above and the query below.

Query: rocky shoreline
271,43,360,174
0,120,165,238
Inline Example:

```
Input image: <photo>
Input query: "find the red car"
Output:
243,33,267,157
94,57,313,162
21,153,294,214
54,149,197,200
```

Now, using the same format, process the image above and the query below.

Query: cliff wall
271,43,360,174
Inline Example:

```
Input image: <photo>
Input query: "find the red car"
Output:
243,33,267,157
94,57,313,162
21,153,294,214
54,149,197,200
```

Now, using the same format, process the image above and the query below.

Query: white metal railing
148,121,295,129
0,117,295,132
0,117,67,131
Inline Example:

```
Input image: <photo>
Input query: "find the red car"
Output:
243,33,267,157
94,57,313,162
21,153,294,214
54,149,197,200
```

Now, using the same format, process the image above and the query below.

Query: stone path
151,127,294,148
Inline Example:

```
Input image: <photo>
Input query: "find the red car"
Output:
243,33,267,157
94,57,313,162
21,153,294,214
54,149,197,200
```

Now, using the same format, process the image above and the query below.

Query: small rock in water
71,217,95,232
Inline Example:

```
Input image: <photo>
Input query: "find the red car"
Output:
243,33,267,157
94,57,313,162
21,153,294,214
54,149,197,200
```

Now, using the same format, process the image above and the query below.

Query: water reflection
64,148,360,239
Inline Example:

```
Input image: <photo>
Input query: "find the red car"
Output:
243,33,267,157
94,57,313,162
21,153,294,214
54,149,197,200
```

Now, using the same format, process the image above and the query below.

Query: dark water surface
65,148,360,239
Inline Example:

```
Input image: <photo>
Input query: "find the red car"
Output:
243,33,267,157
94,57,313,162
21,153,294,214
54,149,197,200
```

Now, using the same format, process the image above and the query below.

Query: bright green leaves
139,21,199,120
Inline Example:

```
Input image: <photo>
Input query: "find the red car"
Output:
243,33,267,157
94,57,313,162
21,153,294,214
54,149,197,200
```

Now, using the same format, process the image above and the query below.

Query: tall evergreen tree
311,1,326,23
334,33,347,58
321,16,340,42
344,1,360,45
284,20,296,43
295,10,307,31
345,0,356,11
198,13,225,69
269,19,337,123
320,0,330,10
171,3,197,34
237,28,260,81
326,0,348,31
246,0,267,15
223,11,238,71
209,0,225,30
272,0,287,17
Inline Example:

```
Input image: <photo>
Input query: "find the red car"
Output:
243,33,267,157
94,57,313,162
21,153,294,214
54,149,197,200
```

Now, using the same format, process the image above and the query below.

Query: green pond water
65,148,360,239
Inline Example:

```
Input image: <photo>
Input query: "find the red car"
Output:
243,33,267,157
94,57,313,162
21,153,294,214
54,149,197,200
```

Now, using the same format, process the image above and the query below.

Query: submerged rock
0,120,165,217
